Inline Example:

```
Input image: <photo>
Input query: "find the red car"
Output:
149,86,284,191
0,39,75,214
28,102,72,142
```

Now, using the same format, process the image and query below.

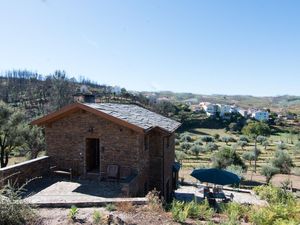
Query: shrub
68,205,79,221
92,210,103,224
171,201,188,223
175,139,180,145
146,189,163,212
171,199,213,222
116,201,135,213
0,182,36,225
105,203,116,211
220,202,250,223
271,150,294,174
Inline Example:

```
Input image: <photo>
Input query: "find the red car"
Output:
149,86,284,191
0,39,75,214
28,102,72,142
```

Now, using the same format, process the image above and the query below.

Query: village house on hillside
32,102,181,200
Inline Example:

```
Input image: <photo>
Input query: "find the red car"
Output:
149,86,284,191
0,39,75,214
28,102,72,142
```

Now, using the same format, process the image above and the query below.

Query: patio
22,177,146,207
175,185,267,206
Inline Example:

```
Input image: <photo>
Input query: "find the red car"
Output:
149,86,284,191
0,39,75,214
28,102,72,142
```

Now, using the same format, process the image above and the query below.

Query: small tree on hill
212,147,245,169
221,136,231,145
261,164,280,184
271,150,294,174
257,136,267,145
205,142,218,152
190,144,202,158
201,136,214,144
242,121,271,172
242,151,256,167
262,140,270,150
237,140,247,150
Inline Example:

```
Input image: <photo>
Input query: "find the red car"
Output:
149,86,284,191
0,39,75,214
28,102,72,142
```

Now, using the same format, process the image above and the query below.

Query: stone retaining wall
0,156,50,188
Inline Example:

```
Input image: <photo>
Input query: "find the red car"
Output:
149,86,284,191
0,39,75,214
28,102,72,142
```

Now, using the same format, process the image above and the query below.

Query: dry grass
116,201,136,213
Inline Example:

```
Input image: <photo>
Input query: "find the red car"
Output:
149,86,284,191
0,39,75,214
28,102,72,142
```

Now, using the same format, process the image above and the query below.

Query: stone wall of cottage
45,111,144,177
148,129,176,200
0,156,50,188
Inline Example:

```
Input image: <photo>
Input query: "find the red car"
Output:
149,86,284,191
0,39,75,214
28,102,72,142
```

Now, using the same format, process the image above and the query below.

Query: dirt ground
35,206,181,225
34,206,226,225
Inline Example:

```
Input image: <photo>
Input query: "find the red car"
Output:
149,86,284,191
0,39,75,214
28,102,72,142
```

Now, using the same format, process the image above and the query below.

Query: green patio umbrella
191,168,241,185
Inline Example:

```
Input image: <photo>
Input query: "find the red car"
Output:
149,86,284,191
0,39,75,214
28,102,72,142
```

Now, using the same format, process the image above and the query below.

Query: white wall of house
252,111,269,121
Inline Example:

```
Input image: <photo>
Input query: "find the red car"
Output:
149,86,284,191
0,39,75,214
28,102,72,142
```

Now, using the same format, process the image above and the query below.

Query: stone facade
44,110,177,198
0,156,50,188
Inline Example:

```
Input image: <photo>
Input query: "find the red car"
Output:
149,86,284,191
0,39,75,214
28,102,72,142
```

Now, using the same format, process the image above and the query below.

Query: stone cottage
32,102,181,200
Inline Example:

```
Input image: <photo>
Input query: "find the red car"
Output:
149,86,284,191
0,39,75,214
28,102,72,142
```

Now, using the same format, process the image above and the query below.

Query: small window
144,135,149,151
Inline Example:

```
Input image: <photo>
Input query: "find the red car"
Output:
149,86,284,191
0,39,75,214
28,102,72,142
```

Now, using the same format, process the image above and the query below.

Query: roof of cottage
32,103,181,134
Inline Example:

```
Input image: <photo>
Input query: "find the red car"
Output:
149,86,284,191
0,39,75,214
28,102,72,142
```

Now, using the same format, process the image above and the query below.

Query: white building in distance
251,110,269,121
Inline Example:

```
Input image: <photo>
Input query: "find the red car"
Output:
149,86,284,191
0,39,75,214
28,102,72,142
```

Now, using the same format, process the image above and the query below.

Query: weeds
0,181,36,225
146,189,163,212
116,201,135,213
68,205,79,221
92,210,103,224
105,203,116,211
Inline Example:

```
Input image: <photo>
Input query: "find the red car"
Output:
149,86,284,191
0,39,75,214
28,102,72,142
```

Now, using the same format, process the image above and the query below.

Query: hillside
141,91,300,114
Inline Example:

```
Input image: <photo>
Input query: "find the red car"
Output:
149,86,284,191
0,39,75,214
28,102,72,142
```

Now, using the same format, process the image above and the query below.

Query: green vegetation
0,102,45,168
68,205,79,221
105,203,116,212
92,210,103,224
0,182,35,225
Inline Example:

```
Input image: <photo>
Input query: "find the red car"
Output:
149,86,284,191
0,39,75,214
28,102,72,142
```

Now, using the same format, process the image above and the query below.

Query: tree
221,136,231,145
180,142,192,152
242,121,271,172
237,140,247,150
22,125,45,159
262,140,270,150
0,102,26,168
213,133,220,140
261,164,280,183
205,142,218,152
175,150,186,164
257,136,267,145
190,144,202,158
212,147,245,169
239,135,249,143
201,136,214,144
242,151,256,167
293,142,300,155
271,150,294,174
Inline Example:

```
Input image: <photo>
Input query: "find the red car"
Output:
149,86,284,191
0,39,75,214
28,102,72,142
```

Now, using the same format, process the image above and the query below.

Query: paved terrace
175,185,267,206
22,177,146,207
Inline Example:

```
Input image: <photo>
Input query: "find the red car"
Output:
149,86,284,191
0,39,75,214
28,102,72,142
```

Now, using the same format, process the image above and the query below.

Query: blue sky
0,0,300,96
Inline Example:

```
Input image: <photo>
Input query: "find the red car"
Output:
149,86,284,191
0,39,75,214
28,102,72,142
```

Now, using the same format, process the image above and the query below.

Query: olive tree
242,121,270,172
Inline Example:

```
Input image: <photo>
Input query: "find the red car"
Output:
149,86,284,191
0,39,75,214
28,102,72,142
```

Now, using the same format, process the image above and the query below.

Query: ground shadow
188,129,209,136
72,180,122,198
